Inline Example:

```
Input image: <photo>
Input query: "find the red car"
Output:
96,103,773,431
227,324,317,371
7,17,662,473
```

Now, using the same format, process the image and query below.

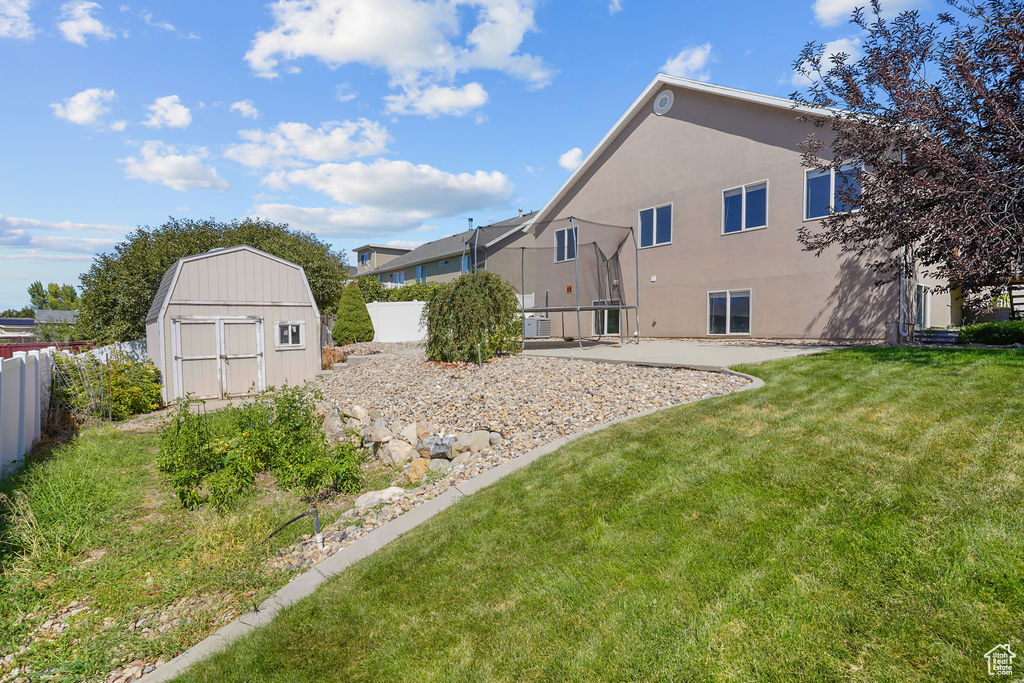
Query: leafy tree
792,0,1024,308
332,282,374,344
28,281,79,310
77,218,347,341
356,275,388,303
0,306,34,318
356,276,439,303
422,271,520,363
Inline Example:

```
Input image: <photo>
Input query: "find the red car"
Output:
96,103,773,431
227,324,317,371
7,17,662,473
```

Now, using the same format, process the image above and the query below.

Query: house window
639,204,672,248
416,265,425,282
461,253,473,274
593,300,621,336
440,259,450,266
915,285,931,329
723,181,768,234
393,271,405,285
359,252,370,265
555,227,578,262
276,321,304,348
805,163,861,220
708,290,751,335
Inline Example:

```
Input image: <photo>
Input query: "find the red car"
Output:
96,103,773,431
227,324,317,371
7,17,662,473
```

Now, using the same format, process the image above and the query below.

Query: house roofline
520,73,834,234
352,244,413,253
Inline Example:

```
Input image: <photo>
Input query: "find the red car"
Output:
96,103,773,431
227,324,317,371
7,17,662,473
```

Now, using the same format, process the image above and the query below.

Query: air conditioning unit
523,317,551,339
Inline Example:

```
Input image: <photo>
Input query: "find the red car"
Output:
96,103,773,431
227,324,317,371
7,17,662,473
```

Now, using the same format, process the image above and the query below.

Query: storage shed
146,245,321,402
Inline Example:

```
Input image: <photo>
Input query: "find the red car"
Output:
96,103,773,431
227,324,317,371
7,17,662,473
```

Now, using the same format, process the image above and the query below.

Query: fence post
12,352,27,467
28,350,41,444
0,359,5,480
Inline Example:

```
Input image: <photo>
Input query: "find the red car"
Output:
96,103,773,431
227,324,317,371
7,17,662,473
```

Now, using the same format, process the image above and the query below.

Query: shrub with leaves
356,275,439,303
422,271,521,363
332,282,374,345
51,352,162,422
958,321,1024,346
158,386,364,511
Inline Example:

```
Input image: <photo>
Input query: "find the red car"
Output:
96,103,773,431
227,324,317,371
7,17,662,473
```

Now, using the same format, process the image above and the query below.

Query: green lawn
0,426,344,680
179,348,1024,681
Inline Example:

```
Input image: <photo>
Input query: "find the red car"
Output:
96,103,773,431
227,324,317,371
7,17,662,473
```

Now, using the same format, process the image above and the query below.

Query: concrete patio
522,338,840,370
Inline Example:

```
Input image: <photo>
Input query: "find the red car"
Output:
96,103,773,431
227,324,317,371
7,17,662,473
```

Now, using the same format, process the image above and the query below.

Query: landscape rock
321,409,343,436
354,486,406,509
415,436,437,457
399,422,419,444
379,440,416,467
427,458,453,473
452,451,476,466
489,432,503,446
368,425,393,443
429,437,456,460
345,404,368,421
406,458,430,483
469,430,491,451
416,420,436,440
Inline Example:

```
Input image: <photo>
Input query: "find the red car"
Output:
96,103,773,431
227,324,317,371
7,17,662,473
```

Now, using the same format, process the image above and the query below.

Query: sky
0,0,932,307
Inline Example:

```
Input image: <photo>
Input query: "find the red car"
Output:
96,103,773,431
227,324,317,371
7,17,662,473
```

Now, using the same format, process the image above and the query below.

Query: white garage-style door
171,317,265,400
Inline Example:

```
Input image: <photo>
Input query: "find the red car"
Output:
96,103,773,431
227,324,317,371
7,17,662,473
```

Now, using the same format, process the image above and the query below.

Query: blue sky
0,0,930,307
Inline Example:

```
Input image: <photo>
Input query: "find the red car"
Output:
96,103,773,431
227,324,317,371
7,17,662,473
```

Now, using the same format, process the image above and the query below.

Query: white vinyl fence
0,348,55,480
89,339,147,362
366,301,427,343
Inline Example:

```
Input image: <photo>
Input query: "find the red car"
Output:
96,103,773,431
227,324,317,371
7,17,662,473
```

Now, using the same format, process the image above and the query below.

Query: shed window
276,321,304,348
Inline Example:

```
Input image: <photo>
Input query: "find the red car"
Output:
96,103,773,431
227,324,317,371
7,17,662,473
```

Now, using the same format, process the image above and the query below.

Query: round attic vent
653,89,674,116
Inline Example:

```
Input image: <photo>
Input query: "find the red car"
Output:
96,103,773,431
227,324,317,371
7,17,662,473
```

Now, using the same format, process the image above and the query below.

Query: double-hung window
415,265,425,282
276,321,304,349
723,181,767,234
359,252,370,265
708,290,751,335
395,271,405,285
805,163,862,219
555,226,578,262
639,204,672,248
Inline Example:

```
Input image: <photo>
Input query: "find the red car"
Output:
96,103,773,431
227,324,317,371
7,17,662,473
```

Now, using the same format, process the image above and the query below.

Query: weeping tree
792,0,1024,311
422,271,520,363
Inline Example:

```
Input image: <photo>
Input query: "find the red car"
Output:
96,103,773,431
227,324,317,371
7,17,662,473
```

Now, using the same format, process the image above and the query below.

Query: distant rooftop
35,309,78,323
352,244,414,254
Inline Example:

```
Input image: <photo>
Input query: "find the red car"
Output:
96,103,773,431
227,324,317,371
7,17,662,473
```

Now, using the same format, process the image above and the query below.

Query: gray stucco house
494,74,957,341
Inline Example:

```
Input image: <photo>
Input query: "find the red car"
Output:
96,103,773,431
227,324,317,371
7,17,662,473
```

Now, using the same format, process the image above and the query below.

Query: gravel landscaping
270,350,748,569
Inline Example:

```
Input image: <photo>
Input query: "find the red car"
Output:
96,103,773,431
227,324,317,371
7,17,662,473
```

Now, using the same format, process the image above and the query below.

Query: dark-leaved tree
792,0,1024,307
77,218,347,342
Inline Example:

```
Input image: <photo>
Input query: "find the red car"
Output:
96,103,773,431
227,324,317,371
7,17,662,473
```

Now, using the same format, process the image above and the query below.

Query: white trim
520,74,834,236
706,289,752,336
637,202,673,249
274,320,306,350
721,179,769,235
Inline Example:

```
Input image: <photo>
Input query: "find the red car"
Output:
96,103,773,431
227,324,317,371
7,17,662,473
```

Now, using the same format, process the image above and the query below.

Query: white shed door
172,317,265,400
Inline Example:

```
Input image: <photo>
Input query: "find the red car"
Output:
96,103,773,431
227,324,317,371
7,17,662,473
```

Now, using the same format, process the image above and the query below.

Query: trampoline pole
520,246,526,350
571,217,582,349
633,225,641,344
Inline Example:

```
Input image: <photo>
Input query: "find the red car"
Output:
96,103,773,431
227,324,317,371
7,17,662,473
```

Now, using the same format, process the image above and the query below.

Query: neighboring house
509,74,958,341
353,244,412,275
0,317,35,340
364,212,537,289
146,245,321,402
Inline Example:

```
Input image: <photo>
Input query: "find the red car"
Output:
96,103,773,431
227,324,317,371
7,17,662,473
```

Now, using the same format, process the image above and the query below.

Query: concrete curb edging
143,368,764,682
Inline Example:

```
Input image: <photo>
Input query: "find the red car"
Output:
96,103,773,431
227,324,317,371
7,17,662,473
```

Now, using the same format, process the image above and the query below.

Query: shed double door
172,317,265,400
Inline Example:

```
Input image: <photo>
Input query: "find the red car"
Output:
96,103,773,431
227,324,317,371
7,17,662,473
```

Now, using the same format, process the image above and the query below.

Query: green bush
422,271,521,363
52,352,162,422
356,275,387,303
959,320,1024,345
158,386,364,511
356,275,439,303
332,282,374,344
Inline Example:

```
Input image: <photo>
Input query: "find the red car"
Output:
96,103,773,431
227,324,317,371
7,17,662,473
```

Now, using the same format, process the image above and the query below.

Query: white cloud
143,95,191,128
110,119,126,131
0,0,34,39
661,43,713,82
0,228,117,253
813,0,921,27
278,159,514,216
385,239,424,249
120,141,228,191
51,87,116,125
608,0,622,14
230,99,259,119
58,1,114,46
244,0,551,116
225,119,389,168
0,213,128,233
139,9,172,31
251,204,428,236
558,147,583,172
792,36,861,86
384,82,488,117
335,83,358,102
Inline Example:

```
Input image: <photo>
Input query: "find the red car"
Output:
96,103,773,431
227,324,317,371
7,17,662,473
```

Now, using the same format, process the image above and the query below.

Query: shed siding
170,250,310,304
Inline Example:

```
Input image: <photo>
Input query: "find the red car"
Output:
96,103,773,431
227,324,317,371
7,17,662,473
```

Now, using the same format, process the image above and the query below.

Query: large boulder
380,440,416,467
429,437,456,460
428,458,453,474
321,409,343,436
368,425,393,443
399,422,419,445
489,432,503,447
415,437,437,457
416,421,437,440
354,486,405,509
407,458,430,484
345,404,368,421
454,430,492,453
